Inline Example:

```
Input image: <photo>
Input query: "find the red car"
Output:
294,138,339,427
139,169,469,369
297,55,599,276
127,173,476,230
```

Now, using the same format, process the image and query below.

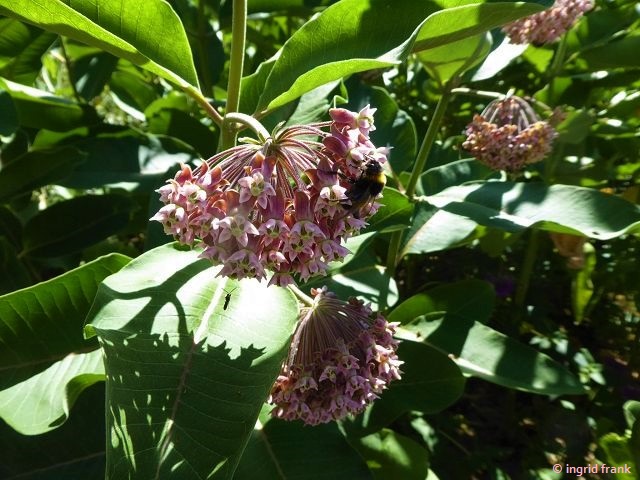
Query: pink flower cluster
269,287,402,425
462,96,557,172
151,106,388,286
503,0,594,45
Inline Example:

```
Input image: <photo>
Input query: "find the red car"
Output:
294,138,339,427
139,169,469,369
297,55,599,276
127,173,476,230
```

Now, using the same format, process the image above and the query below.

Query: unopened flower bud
462,96,557,172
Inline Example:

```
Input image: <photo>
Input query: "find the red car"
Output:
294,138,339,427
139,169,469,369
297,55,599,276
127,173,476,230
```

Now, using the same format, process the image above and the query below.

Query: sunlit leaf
257,0,549,112
85,243,299,479
0,254,130,434
425,182,640,240
0,0,199,89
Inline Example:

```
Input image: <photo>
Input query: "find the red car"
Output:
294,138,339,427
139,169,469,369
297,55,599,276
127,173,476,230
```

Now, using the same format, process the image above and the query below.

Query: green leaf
69,49,120,101
110,62,162,112
368,340,464,423
306,247,398,311
425,182,640,240
368,187,414,233
351,428,430,480
0,383,106,479
580,34,640,70
0,205,22,251
22,194,138,258
419,158,495,196
0,237,31,294
0,0,199,90
418,33,492,88
599,433,637,480
85,243,299,479
0,146,86,203
235,421,372,479
257,0,549,112
0,77,99,131
285,81,340,126
571,241,595,323
0,254,130,435
239,56,276,115
347,84,418,174
35,128,197,191
0,350,104,435
401,203,478,256
0,87,18,135
392,280,586,395
471,35,528,81
256,0,437,112
411,1,551,52
624,400,640,430
555,109,595,145
0,18,56,85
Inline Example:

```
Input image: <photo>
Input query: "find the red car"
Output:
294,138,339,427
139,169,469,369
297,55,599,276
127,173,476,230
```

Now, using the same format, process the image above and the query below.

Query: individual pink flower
502,0,594,45
152,106,388,286
462,95,557,173
268,287,402,426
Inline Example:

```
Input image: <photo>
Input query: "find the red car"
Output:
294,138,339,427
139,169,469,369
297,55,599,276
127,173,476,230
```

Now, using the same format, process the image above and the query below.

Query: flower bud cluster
502,0,593,45
462,96,557,172
269,287,402,425
151,106,388,286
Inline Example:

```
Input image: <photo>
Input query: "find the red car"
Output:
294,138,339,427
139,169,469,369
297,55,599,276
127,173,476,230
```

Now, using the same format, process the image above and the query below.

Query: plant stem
219,0,247,151
514,229,541,316
405,86,453,198
58,38,82,103
224,112,271,142
288,284,314,307
184,85,223,125
450,87,505,101
381,85,454,310
547,34,568,103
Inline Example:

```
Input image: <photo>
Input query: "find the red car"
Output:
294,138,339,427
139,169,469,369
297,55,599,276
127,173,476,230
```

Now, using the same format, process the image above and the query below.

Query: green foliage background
0,0,639,478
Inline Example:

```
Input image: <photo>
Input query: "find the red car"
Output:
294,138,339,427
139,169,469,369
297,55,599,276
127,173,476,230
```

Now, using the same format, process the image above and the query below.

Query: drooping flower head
151,106,389,286
268,287,402,425
462,95,557,173
502,0,594,45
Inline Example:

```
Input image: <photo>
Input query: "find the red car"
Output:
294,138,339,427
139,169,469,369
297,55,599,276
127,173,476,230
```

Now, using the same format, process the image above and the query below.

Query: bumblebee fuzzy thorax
342,160,386,218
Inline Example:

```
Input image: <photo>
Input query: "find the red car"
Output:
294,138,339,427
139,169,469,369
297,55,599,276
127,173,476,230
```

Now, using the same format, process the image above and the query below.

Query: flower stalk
382,85,454,308
219,0,248,151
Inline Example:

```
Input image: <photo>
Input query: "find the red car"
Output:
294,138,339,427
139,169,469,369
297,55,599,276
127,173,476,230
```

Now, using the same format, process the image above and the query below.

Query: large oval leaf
21,194,138,258
0,146,86,203
256,0,548,112
0,18,56,85
0,0,199,90
235,420,372,479
425,182,640,240
391,280,586,395
0,254,131,434
401,203,478,256
0,78,98,131
85,243,299,480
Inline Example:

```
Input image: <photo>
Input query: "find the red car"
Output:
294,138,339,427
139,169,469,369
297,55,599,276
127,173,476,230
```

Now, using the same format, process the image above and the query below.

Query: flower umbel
462,95,557,173
268,287,402,426
502,0,594,45
151,106,388,286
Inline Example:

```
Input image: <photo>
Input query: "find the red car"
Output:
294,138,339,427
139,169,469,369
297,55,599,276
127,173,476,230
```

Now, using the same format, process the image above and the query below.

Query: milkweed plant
1,0,639,479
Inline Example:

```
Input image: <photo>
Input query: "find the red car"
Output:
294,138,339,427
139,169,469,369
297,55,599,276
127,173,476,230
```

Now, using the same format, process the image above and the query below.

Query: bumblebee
341,159,386,218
